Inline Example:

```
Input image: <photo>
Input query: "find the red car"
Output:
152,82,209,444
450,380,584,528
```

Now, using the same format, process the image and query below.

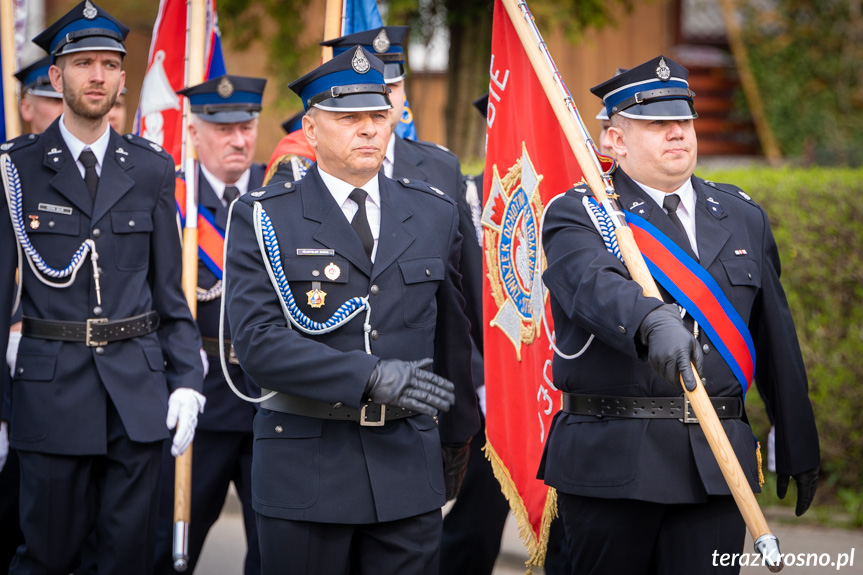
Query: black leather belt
201,337,239,365
562,393,742,424
22,311,159,347
261,392,418,427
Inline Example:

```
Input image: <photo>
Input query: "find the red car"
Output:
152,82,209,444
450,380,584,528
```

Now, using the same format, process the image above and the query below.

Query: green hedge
697,167,863,521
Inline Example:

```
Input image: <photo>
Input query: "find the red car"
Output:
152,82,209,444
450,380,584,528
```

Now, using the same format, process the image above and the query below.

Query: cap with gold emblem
14,56,62,99
177,75,267,124
320,26,409,84
33,0,129,60
590,57,696,121
289,46,391,113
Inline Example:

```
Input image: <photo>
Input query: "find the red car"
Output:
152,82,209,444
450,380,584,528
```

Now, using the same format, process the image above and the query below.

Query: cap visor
28,88,62,99
55,37,126,56
617,99,697,121
195,110,260,124
312,93,392,113
383,63,405,84
595,107,609,120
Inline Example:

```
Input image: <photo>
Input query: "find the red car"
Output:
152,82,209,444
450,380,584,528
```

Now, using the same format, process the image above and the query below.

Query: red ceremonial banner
482,0,585,567
136,0,225,167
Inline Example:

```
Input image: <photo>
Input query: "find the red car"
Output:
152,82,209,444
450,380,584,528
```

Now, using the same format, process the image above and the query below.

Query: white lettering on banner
488,54,510,130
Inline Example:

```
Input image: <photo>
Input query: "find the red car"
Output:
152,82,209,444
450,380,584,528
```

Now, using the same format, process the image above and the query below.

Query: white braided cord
2,153,98,291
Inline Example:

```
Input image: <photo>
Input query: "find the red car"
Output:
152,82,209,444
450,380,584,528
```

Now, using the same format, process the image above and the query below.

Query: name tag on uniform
38,203,73,215
296,249,334,256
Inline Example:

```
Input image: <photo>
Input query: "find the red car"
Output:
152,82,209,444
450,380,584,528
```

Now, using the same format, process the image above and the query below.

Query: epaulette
123,133,172,159
396,177,456,204
567,182,590,195
240,179,299,204
409,138,458,160
0,132,40,153
701,178,757,205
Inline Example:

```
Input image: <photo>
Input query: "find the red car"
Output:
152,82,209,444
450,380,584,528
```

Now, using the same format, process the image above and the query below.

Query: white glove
200,348,210,379
166,388,206,457
6,329,21,372
0,421,9,473
476,384,487,417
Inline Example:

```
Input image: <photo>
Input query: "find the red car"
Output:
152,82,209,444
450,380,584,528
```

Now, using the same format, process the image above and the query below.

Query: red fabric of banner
137,0,187,166
482,0,584,564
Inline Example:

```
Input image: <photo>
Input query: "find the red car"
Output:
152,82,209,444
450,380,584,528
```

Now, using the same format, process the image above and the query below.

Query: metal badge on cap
217,77,234,98
656,57,671,81
352,47,370,74
83,0,97,19
373,29,390,53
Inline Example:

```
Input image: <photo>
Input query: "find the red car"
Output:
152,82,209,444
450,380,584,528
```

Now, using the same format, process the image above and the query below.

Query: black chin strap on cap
307,83,390,109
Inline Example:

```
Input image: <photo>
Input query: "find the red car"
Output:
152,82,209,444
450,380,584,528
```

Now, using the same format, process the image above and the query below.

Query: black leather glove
777,465,819,516
442,442,470,501
365,358,456,417
638,304,703,392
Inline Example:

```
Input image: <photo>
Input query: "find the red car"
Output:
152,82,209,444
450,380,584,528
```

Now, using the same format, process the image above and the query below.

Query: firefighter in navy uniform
0,2,204,573
319,25,480,499
539,56,820,575
152,75,267,575
223,46,479,574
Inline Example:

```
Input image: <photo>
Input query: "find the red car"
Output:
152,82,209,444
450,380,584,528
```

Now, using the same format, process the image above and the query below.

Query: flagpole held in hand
500,0,783,571
173,0,206,571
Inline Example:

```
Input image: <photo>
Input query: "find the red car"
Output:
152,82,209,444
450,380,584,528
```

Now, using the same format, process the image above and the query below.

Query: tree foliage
699,166,863,515
216,0,630,156
739,0,863,166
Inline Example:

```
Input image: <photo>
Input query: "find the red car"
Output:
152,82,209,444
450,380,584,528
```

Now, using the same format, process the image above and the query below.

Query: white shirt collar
383,133,396,178
634,178,696,218
199,163,252,202
317,168,381,210
58,114,111,169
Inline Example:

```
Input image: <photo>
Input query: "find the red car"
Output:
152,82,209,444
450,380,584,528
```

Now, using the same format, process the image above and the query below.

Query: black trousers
9,400,162,575
0,447,24,572
152,429,259,575
439,420,510,575
257,509,442,575
557,492,746,575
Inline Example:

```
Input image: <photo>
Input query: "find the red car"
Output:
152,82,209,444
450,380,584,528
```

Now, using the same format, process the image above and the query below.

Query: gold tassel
484,439,557,575
756,441,764,487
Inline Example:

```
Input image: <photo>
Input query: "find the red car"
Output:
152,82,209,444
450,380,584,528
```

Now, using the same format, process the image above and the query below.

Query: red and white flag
481,0,584,567
135,0,226,167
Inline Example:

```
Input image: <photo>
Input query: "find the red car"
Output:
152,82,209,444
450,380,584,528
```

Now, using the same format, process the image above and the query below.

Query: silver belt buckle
681,396,698,424
360,403,386,427
85,318,109,347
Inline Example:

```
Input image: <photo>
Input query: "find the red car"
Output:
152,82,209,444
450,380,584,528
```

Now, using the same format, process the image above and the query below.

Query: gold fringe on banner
756,441,764,487
484,438,558,574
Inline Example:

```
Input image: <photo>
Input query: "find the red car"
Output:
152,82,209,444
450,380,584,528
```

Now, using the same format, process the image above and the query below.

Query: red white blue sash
626,210,755,396
175,177,226,280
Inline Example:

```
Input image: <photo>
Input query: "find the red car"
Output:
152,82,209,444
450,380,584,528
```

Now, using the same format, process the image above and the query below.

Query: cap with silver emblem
590,57,696,121
177,75,267,124
320,26,409,84
289,46,391,113
33,0,129,60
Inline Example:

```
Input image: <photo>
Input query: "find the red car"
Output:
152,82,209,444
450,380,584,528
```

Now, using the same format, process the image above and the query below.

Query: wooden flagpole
173,0,206,571
501,0,783,571
1,0,21,139
321,0,344,62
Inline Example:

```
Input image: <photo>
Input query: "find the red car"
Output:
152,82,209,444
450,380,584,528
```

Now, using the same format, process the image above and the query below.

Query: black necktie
349,188,374,260
663,193,687,237
223,185,240,205
79,149,99,201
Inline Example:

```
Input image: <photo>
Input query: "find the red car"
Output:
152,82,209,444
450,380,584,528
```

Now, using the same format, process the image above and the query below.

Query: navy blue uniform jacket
224,165,479,524
538,169,820,503
194,164,265,432
393,136,485,387
0,119,203,454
